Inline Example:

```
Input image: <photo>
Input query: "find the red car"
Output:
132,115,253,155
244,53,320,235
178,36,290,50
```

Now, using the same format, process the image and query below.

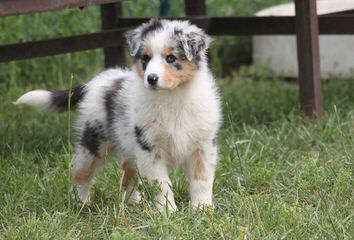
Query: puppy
15,19,222,211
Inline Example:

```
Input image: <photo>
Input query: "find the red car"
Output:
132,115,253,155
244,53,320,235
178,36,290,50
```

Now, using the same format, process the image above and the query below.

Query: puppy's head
125,19,211,90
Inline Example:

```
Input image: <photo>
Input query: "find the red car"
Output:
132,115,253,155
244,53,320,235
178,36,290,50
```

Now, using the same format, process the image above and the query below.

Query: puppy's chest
142,109,210,160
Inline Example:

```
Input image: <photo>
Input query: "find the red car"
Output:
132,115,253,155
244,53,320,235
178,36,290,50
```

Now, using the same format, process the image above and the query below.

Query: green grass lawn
1,2,353,239
1,67,354,239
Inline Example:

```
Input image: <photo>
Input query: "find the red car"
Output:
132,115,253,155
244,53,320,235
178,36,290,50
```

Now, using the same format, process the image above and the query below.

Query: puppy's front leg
185,144,217,208
135,149,177,212
120,160,141,204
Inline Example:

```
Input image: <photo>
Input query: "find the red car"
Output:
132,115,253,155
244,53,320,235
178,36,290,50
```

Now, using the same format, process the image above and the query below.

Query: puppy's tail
14,85,86,111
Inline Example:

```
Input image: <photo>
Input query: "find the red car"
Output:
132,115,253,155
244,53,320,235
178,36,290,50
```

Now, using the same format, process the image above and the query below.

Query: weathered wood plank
100,2,125,68
295,0,323,116
0,28,127,62
0,0,122,16
1,15,354,62
116,16,354,35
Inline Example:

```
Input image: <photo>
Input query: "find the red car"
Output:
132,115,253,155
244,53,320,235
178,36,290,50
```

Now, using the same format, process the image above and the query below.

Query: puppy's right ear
125,28,141,57
125,19,163,57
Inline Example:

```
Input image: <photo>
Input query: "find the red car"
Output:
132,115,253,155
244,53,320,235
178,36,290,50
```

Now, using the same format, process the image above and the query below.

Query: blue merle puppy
15,19,222,212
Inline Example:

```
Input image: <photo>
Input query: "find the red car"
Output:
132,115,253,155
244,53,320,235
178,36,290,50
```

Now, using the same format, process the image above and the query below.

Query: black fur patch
174,27,183,36
134,126,153,152
142,61,148,71
140,19,162,39
104,78,125,127
80,121,106,157
51,85,86,111
141,55,151,71
173,63,182,70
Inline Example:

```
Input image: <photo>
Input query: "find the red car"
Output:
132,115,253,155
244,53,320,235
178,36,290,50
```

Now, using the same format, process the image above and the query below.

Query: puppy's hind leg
72,120,110,203
72,147,99,203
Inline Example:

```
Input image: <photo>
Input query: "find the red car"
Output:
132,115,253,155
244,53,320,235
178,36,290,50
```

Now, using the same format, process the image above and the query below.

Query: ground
1,66,353,239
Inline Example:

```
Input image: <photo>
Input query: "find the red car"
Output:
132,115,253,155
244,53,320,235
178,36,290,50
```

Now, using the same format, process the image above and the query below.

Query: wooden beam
319,15,354,34
0,28,127,62
1,16,354,62
0,0,122,16
100,2,125,68
295,0,323,116
116,16,354,35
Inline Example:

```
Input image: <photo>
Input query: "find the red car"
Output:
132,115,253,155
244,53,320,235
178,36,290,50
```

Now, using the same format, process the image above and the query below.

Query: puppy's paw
155,197,178,213
77,183,91,204
124,188,142,204
191,201,214,210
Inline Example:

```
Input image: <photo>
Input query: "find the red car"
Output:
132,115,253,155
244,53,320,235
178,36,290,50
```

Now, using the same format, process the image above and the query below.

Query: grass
1,67,354,239
1,1,353,239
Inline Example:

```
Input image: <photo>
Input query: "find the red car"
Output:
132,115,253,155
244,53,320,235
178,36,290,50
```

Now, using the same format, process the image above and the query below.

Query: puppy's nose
147,74,158,86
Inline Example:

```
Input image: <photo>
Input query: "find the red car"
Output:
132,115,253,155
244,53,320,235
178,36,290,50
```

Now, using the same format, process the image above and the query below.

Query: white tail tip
14,90,52,110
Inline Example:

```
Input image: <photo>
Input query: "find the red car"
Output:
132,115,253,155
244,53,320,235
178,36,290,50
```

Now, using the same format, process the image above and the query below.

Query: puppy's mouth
144,84,160,91
144,82,165,91
147,85,159,90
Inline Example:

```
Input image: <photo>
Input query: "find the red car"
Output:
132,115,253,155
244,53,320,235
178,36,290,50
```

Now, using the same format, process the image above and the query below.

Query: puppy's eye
142,54,151,63
166,55,177,63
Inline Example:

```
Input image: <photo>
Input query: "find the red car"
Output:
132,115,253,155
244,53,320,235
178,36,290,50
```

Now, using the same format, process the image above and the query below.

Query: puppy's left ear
180,31,211,61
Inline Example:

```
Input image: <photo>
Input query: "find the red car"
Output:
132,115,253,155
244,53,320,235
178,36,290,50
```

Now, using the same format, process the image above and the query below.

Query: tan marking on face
193,148,208,181
119,161,136,191
134,48,153,80
163,47,174,56
162,47,198,90
134,59,144,79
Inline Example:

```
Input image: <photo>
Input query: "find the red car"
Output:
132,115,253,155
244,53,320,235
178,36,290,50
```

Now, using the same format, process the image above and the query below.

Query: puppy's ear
179,31,211,61
125,19,162,57
125,28,141,57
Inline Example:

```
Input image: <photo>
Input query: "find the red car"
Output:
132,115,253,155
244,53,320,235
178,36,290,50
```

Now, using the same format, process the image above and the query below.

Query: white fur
14,90,52,110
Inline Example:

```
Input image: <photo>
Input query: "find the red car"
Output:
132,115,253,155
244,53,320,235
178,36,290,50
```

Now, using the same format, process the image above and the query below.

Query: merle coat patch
134,125,154,152
80,121,106,156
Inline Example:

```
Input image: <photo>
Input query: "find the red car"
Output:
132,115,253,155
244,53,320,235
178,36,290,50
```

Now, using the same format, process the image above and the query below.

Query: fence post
100,2,125,68
295,0,323,116
184,0,206,16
